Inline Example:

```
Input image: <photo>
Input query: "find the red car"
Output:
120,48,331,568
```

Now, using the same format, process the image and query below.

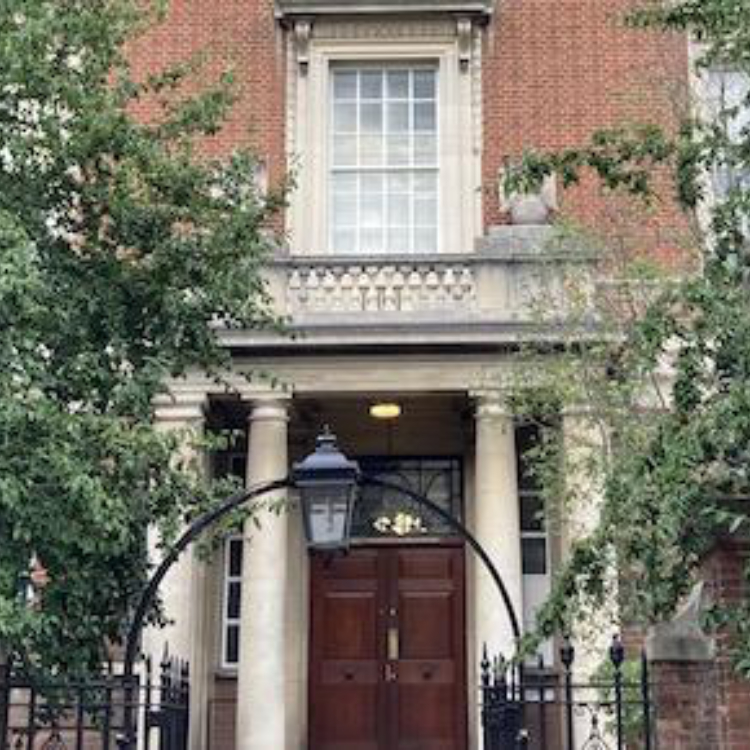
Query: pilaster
151,392,211,750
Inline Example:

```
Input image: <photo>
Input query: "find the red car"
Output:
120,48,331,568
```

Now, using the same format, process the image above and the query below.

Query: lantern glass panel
303,484,354,548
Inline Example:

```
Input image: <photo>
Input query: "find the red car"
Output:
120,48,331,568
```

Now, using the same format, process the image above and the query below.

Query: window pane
361,228,383,253
334,102,357,132
227,581,241,619
414,70,436,99
359,135,384,166
361,103,383,134
362,172,384,194
414,171,437,194
228,539,243,577
387,70,409,98
332,194,357,226
387,135,409,166
414,135,436,166
414,102,436,131
361,194,383,227
521,494,545,532
387,102,409,133
414,197,436,227
414,227,437,253
333,71,357,99
361,70,383,99
388,172,409,193
522,538,547,575
387,228,409,253
388,195,409,226
333,228,356,253
225,625,240,665
333,172,357,194
333,135,357,166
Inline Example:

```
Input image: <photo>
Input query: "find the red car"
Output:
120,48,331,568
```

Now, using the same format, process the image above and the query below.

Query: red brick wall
653,661,720,750
702,542,750,750
126,0,286,186
482,0,692,266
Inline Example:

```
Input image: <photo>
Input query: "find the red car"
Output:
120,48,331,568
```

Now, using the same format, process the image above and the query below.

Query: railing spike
560,634,575,669
610,633,625,668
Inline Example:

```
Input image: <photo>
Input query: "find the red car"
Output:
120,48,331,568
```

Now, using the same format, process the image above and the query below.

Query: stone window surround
286,17,482,257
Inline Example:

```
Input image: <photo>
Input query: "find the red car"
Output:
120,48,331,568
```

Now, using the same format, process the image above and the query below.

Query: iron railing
481,636,653,750
0,653,188,750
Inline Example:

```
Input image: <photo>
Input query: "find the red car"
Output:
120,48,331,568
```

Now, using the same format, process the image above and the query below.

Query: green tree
0,0,282,676
506,0,750,673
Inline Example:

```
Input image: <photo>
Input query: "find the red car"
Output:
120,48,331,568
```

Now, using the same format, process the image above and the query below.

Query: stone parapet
238,225,596,349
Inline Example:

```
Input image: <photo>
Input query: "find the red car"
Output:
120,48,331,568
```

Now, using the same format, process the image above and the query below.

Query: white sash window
330,66,439,254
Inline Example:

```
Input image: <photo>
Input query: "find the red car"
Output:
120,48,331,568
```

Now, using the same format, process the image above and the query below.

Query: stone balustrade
235,226,597,346
286,260,477,315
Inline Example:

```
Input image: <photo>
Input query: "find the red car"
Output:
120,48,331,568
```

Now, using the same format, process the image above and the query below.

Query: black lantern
292,428,360,550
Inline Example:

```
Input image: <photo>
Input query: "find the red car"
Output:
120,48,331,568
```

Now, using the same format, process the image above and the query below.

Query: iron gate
481,636,653,750
0,652,188,750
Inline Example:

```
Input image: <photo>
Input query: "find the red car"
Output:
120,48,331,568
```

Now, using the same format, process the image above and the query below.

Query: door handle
387,626,400,661
384,662,398,682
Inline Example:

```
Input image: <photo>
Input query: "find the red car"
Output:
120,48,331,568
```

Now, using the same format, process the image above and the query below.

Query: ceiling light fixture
369,402,402,420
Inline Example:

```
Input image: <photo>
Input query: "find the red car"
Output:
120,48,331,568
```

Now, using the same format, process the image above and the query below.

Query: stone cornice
276,0,494,20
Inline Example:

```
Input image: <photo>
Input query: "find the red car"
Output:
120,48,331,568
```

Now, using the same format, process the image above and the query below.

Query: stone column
150,395,211,750
560,409,617,672
236,399,289,750
473,391,524,661
560,408,620,747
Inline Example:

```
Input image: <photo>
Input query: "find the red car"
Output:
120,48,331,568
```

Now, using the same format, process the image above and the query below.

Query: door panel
310,545,466,750
310,550,384,750
392,548,466,750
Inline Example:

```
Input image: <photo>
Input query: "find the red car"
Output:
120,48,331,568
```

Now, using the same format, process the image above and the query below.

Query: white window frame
516,423,553,667
288,33,480,257
220,535,243,670
705,68,750,199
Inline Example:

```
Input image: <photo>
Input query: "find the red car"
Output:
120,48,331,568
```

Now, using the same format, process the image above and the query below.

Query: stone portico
145,221,595,750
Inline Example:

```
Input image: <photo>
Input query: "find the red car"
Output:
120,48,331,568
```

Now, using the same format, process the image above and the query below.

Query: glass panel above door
352,457,463,539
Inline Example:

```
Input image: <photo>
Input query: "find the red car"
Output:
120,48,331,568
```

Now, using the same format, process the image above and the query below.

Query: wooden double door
309,544,467,750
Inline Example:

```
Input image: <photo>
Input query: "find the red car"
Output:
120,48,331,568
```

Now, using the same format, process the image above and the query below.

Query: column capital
471,389,513,420
153,392,208,424
246,397,290,424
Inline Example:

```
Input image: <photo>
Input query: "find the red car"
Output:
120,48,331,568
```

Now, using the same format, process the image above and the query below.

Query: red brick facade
128,0,691,264
482,0,690,266
127,1,286,183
